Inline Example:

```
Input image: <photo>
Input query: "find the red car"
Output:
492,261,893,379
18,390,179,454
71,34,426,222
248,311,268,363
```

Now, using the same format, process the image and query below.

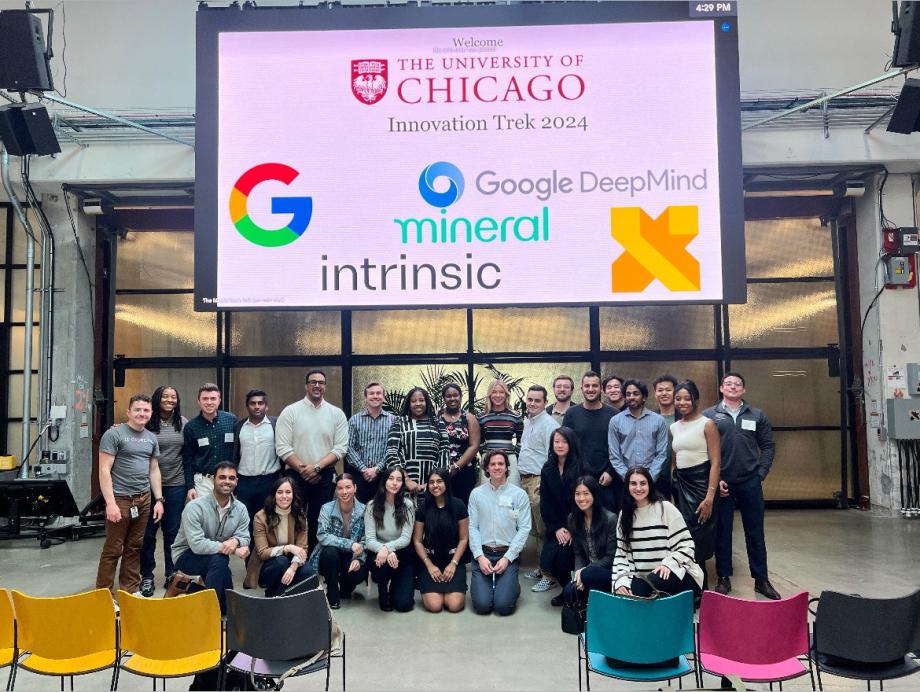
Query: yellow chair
9,588,117,690
1,589,15,691
115,589,223,690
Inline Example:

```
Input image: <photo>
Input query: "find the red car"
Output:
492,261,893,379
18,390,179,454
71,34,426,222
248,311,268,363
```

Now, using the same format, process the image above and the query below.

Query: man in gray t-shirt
96,394,164,595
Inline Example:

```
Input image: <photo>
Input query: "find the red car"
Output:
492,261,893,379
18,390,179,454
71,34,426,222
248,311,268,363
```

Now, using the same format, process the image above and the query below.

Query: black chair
810,589,920,691
224,588,345,691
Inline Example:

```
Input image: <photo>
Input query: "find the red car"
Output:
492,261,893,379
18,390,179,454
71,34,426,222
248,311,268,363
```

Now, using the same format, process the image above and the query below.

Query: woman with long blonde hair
477,378,524,486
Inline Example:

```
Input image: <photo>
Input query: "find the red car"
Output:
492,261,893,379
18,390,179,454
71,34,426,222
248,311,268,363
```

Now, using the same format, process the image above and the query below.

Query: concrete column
855,173,920,512
40,191,96,509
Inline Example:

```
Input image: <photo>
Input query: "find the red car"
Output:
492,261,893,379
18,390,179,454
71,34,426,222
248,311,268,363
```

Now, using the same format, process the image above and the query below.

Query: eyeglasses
723,381,744,388
307,380,327,386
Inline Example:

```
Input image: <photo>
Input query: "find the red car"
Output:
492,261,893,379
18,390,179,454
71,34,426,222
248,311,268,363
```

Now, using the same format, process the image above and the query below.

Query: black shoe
754,579,781,600
329,601,341,610
550,594,566,607
140,578,154,598
714,576,732,595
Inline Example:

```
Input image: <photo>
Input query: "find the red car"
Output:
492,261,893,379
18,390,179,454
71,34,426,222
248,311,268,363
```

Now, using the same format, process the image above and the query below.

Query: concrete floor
1,509,919,690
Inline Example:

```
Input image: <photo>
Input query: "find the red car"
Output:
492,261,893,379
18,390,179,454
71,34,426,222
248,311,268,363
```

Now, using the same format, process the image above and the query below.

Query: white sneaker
531,576,557,592
524,567,543,580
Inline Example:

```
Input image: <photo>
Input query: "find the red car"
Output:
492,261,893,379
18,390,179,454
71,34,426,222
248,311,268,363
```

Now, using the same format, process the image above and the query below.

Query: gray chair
810,589,920,691
224,588,344,691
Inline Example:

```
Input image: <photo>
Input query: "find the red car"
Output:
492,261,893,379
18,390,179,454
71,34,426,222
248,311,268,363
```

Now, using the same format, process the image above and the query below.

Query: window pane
229,366,343,419
9,326,40,370
114,368,216,423
351,363,485,415
745,218,833,278
11,208,42,265
352,309,466,355
0,269,5,316
473,308,589,353
230,311,340,356
600,305,715,351
116,231,193,290
115,294,216,357
7,373,38,419
473,362,592,412
600,360,719,409
763,430,840,501
11,268,40,322
730,359,840,427
7,421,37,459
728,282,837,348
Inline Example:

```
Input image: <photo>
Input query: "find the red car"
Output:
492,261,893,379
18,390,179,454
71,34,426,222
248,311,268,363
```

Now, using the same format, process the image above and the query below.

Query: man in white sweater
275,369,349,553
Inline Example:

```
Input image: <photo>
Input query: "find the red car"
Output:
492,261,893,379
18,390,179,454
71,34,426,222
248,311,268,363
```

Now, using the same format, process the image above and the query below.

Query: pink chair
697,590,815,690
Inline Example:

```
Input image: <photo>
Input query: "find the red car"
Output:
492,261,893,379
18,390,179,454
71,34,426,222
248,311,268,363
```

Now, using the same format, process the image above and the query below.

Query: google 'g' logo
419,161,464,208
229,163,313,247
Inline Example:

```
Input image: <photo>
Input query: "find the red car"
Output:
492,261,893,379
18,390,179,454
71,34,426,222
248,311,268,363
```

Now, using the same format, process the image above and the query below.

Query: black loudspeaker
887,78,920,134
0,103,61,156
0,10,53,92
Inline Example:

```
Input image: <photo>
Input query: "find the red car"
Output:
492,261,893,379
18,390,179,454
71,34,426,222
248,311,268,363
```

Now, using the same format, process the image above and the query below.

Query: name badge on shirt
498,496,513,508
224,432,235,443
741,419,757,432
197,437,209,447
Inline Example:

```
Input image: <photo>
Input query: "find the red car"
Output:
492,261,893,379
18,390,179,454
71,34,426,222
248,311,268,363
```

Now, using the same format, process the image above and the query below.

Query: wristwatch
313,463,322,474
154,497,164,504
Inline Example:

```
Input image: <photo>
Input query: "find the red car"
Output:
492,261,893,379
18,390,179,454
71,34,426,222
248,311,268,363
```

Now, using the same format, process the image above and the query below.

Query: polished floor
1,508,919,690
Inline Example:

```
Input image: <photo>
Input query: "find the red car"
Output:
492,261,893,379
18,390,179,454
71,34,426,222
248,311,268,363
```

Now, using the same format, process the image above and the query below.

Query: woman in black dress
412,468,469,613
440,383,481,506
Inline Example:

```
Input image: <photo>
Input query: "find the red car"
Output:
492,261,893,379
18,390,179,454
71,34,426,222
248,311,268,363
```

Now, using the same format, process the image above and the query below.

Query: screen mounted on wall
195,1,744,311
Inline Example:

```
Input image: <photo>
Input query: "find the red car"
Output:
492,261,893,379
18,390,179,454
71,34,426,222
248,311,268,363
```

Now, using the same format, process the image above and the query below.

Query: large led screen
196,2,743,310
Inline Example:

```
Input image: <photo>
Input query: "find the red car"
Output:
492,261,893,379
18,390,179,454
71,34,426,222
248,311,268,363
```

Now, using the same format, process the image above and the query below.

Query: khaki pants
520,474,545,560
96,492,151,593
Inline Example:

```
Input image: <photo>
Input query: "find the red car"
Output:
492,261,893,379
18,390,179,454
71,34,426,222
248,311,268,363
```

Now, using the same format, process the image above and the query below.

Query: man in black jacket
703,372,780,600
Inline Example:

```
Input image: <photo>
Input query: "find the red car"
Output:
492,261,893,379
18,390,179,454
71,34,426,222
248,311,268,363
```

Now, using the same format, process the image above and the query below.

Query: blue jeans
471,551,520,615
140,485,185,580
715,475,768,581
174,550,233,613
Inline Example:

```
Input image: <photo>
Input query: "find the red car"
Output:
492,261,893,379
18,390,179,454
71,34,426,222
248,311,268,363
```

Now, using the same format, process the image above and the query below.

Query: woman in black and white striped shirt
385,387,450,498
612,466,703,599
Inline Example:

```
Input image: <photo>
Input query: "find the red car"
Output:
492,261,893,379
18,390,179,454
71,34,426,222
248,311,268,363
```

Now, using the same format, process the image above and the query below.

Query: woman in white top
364,466,416,612
612,466,703,599
669,380,721,578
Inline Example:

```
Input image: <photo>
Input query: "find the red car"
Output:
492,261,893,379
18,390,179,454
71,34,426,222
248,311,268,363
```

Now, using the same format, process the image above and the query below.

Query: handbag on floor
561,600,587,635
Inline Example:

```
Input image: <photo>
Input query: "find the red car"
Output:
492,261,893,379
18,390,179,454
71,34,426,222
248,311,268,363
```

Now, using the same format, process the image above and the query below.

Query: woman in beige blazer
244,476,315,596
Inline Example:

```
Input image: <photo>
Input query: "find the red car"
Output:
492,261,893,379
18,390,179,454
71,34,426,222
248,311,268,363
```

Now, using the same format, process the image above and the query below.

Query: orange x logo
610,206,700,292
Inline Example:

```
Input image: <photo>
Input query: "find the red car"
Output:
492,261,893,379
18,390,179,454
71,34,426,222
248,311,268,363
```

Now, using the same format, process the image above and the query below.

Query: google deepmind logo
229,163,313,247
418,161,465,207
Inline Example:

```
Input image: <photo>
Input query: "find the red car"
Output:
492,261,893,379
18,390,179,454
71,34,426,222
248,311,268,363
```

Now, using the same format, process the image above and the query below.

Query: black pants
369,547,415,612
287,471,335,554
539,538,574,586
317,546,368,604
563,564,613,606
451,465,477,506
631,571,701,599
259,555,317,598
344,462,378,505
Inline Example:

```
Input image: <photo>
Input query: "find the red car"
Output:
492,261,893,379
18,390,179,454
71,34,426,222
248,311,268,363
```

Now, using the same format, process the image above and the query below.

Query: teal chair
578,589,697,690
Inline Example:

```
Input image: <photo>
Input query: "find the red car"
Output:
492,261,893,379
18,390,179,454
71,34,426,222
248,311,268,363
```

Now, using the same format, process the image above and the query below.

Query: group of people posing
94,367,779,617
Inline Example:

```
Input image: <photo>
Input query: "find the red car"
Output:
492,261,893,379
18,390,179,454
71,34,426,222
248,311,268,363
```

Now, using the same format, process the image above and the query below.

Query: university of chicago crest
351,59,388,105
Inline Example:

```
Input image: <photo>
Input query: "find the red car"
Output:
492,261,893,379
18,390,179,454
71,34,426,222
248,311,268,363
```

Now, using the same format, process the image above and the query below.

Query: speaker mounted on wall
0,103,61,156
0,9,54,92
